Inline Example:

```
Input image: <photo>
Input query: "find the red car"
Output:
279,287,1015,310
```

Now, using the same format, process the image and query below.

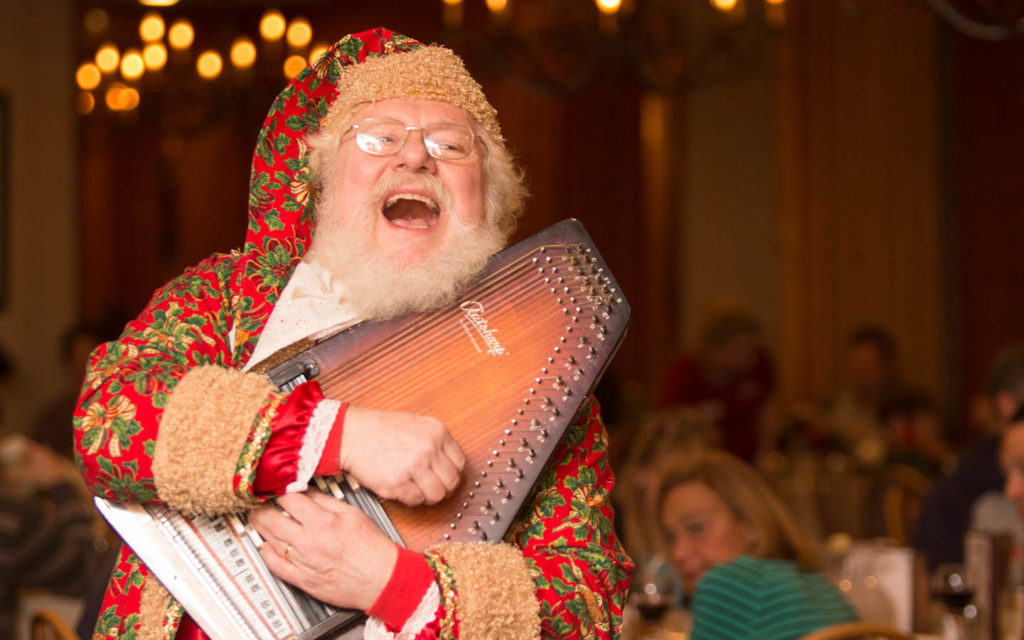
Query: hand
249,491,399,611
337,406,466,506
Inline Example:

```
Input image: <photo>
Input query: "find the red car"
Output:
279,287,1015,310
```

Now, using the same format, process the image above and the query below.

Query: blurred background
4,0,1019,442
4,0,1023,442
1,0,1022,483
4,0,1024,636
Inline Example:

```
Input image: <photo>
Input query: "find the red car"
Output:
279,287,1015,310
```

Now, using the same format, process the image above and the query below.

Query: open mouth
382,193,440,229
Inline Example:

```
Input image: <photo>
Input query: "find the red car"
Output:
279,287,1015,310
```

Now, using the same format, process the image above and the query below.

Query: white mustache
368,173,452,213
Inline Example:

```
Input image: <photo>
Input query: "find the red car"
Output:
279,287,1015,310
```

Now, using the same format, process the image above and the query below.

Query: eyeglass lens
353,118,475,160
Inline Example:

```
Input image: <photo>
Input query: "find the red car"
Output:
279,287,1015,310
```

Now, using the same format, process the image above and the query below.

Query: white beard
307,173,506,322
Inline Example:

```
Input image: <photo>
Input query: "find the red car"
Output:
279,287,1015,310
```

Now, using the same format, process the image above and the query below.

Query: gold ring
283,544,292,558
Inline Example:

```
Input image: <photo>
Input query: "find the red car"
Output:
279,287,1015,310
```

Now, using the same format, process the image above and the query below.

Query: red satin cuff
253,381,323,496
315,401,347,477
367,546,436,631
176,614,207,640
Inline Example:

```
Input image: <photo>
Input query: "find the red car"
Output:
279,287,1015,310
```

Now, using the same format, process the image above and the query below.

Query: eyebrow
671,509,714,522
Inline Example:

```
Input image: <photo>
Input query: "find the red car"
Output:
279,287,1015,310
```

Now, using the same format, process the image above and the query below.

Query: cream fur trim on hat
322,46,504,148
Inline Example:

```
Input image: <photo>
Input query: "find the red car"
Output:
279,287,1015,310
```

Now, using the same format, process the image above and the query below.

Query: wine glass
630,555,681,638
931,563,975,640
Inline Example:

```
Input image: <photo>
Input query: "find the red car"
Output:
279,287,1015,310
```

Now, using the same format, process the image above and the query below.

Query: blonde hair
617,408,718,557
655,450,822,571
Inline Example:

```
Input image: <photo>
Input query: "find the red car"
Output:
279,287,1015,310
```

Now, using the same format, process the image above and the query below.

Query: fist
336,406,466,506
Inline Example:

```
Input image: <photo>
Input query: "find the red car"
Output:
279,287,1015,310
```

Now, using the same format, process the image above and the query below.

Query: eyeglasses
349,117,477,161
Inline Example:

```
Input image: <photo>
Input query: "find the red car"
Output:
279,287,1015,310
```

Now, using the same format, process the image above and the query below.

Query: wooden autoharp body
95,219,630,640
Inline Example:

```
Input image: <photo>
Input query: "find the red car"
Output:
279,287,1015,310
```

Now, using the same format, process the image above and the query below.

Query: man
656,305,777,463
75,28,631,639
999,406,1024,516
913,343,1024,571
819,325,901,465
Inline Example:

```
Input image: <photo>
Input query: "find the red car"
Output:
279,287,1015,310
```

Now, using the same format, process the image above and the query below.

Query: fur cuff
153,365,278,514
426,542,540,640
138,575,172,640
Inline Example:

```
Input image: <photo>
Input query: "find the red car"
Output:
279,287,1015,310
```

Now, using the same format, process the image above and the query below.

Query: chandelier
74,7,328,119
438,0,787,93
923,0,1024,39
72,0,1024,121
73,0,788,119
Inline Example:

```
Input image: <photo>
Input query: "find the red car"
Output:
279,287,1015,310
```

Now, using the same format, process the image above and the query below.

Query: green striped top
689,555,859,640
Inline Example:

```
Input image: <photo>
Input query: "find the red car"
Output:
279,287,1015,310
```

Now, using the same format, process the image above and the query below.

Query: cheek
447,167,486,222
331,149,383,201
1006,470,1024,497
706,524,751,565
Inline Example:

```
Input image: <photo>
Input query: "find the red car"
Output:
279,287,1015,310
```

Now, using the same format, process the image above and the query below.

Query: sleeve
73,256,341,515
912,436,1003,570
395,396,633,640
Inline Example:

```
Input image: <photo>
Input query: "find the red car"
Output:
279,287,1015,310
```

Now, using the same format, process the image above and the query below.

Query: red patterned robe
74,28,632,640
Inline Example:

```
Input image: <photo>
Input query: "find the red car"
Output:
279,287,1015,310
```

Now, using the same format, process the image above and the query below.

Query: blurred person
914,342,1024,571
615,407,717,626
0,436,102,637
999,405,1024,516
657,305,778,463
657,450,858,640
879,388,952,477
616,407,718,559
74,27,630,640
996,405,1024,584
820,325,901,465
29,323,108,459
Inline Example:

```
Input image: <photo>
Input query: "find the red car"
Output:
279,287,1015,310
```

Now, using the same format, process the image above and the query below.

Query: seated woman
657,450,858,640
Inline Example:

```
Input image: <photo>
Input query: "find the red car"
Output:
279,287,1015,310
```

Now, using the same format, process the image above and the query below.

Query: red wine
934,589,974,610
637,601,670,622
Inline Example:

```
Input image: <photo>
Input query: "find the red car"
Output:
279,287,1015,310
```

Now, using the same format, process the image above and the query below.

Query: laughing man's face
325,97,487,266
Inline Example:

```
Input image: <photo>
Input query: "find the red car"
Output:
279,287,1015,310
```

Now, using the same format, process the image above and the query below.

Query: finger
306,489,361,515
258,526,318,574
279,540,299,560
273,492,315,520
430,452,463,494
260,542,309,586
413,469,449,505
394,482,427,507
441,435,467,472
250,502,306,542
274,492,338,528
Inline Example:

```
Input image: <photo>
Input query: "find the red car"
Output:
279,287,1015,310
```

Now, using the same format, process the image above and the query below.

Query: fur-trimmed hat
313,28,503,148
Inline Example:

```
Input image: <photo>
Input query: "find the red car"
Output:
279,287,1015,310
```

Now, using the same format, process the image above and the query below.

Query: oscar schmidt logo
459,301,506,356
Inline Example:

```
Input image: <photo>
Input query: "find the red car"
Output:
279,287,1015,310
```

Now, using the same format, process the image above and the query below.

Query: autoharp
95,218,630,640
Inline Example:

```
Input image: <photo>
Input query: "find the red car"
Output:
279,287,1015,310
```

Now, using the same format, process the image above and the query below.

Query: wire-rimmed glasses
349,117,476,160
